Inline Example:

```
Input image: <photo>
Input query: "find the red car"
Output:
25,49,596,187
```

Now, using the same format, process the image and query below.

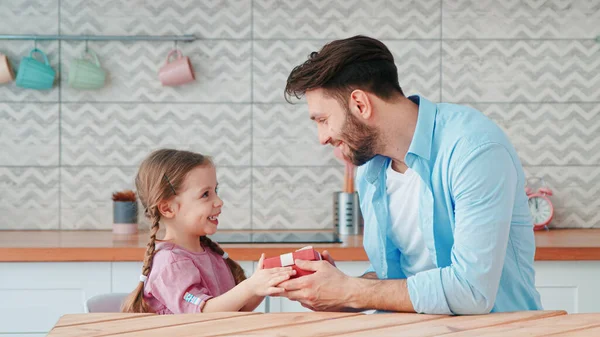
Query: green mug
68,49,106,90
15,48,56,90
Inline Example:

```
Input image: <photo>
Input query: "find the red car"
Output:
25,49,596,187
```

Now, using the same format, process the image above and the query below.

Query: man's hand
278,257,352,312
321,250,336,267
278,252,415,313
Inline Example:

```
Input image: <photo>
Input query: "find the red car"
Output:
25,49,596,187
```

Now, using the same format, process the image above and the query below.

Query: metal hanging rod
0,34,197,42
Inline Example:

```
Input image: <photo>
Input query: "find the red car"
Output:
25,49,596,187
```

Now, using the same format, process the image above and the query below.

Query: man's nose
318,130,331,145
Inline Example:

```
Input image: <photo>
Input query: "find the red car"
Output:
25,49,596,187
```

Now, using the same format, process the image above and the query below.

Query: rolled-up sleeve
407,142,517,315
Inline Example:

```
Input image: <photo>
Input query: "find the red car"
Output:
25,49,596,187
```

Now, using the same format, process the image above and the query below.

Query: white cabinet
534,261,600,313
0,262,111,335
112,261,143,293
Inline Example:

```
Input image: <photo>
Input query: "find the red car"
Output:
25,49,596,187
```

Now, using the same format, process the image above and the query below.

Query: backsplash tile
61,103,251,166
0,0,58,35
0,103,59,166
61,0,251,39
472,103,600,166
252,167,343,230
0,1,598,229
442,40,600,103
443,0,600,39
387,40,440,101
61,40,251,102
252,40,324,103
0,167,59,229
253,0,440,39
217,167,251,230
253,103,337,166
551,208,597,229
60,166,137,230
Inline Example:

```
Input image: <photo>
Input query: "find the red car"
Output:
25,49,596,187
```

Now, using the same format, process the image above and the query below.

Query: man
278,35,542,315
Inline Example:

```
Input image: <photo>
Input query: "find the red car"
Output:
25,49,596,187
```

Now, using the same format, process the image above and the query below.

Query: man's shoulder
434,102,511,156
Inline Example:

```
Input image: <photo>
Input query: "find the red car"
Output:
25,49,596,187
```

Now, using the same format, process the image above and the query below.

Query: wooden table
47,310,600,336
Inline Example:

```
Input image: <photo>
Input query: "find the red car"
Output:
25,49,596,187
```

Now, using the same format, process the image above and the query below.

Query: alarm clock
525,179,554,231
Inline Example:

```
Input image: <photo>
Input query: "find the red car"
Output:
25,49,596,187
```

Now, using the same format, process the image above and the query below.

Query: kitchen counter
0,230,366,262
1,229,599,262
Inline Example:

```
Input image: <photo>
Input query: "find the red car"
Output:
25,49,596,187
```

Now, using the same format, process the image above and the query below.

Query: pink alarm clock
525,178,554,231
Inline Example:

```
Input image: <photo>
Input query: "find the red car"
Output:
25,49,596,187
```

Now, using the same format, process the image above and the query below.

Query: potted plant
112,189,138,234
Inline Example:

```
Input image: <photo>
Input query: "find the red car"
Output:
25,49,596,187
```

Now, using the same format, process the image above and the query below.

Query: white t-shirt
386,162,436,277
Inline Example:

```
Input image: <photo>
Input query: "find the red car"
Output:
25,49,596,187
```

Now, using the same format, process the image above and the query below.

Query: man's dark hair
285,35,404,106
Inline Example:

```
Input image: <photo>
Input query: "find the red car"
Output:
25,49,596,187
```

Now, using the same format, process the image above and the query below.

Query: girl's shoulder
154,241,216,265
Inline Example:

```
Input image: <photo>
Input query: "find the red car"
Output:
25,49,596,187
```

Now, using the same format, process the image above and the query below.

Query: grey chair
85,293,128,313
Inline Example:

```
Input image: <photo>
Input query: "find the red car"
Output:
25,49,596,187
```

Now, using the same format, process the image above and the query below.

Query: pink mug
158,49,195,86
0,54,15,84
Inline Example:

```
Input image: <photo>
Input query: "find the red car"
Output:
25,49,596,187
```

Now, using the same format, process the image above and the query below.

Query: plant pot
113,201,138,234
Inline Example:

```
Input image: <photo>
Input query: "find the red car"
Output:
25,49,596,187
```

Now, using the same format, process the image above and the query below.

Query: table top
46,310,600,336
3,228,600,262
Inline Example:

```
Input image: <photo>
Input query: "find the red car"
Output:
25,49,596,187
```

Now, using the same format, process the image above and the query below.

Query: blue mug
16,48,56,90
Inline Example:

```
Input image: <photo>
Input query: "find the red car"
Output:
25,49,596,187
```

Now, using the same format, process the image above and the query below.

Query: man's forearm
346,277,416,312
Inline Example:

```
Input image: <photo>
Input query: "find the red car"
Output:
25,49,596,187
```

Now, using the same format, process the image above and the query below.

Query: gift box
263,246,322,278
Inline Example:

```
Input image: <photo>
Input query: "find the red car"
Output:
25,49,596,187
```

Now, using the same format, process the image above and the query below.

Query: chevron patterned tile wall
0,167,59,229
1,0,599,230
0,0,57,35
443,0,600,39
442,40,600,102
252,167,343,229
60,0,251,39
253,103,336,166
61,103,251,166
253,0,440,39
0,103,59,166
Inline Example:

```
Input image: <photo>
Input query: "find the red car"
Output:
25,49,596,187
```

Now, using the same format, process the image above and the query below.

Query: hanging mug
0,53,15,84
68,49,106,90
15,48,56,90
158,49,195,86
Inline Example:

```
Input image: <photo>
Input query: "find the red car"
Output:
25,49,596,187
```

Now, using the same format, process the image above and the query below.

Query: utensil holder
333,191,363,235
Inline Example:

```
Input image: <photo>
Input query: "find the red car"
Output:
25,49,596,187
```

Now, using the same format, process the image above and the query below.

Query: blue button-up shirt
357,95,543,315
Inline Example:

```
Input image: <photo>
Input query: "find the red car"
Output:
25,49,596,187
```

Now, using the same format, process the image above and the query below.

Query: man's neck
375,96,419,172
390,160,409,174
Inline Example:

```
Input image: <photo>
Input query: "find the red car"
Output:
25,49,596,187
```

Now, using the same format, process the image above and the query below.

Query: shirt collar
406,95,436,161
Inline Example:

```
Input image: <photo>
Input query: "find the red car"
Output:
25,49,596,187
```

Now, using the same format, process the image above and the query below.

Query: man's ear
350,89,372,120
157,198,176,219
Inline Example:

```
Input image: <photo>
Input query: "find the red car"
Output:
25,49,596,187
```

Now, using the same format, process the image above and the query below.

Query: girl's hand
244,253,296,297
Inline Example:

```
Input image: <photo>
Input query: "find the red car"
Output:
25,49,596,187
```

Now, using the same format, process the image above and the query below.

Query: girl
121,149,295,313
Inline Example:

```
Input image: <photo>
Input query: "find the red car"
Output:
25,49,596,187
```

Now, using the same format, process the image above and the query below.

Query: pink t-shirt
143,241,236,314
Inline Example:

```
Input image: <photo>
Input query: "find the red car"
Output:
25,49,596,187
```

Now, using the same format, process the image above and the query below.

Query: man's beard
339,109,380,166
